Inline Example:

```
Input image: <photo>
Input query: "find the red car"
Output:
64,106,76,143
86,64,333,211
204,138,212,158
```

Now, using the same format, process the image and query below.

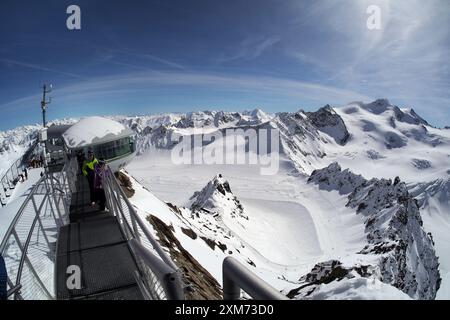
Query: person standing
76,150,85,174
82,149,99,206
94,158,107,211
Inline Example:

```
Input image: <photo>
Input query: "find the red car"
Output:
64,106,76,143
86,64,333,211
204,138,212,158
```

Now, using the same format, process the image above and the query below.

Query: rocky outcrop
287,260,371,298
146,215,222,299
299,162,441,300
115,171,135,198
308,162,365,194
306,105,350,145
272,111,327,174
189,174,247,220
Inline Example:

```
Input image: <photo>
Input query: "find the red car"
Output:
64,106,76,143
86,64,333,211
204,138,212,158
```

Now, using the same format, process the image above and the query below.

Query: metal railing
102,165,184,300
1,141,40,207
0,156,77,300
222,257,288,300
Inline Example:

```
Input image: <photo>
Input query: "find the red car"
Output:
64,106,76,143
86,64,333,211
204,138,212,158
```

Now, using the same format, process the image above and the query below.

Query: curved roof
62,116,133,149
47,124,73,139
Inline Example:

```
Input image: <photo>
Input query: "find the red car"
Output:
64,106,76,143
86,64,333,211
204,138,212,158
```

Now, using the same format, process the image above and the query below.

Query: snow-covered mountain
0,124,40,176
300,163,440,300
113,109,272,155
120,99,449,299
1,99,449,300
189,174,248,221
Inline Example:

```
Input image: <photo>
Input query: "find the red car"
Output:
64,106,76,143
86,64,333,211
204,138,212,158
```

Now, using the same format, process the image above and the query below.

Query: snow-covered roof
62,116,133,148
47,124,73,138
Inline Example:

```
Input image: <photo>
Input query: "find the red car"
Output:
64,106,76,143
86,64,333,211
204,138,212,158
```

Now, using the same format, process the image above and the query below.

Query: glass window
73,136,135,161
91,136,134,161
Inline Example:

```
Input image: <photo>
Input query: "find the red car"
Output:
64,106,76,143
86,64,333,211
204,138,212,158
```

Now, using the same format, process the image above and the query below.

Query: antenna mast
41,84,52,127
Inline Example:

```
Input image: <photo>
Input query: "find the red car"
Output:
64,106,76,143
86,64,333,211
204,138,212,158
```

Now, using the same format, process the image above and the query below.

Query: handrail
102,165,184,300
222,256,288,300
0,154,75,300
6,284,22,299
129,239,184,300
1,140,40,207
103,166,179,270
0,177,44,252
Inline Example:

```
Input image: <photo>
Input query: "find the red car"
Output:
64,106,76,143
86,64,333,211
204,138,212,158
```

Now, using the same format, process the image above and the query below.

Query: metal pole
129,207,142,244
129,239,184,300
222,256,288,300
41,84,50,127
31,195,52,252
45,176,63,223
12,229,53,300
6,170,12,189
223,261,241,300
42,108,46,128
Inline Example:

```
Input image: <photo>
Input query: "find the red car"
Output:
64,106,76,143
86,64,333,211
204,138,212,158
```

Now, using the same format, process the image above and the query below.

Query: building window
73,136,135,161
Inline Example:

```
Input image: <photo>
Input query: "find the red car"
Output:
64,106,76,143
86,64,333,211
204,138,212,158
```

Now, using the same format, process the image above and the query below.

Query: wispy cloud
103,49,186,71
139,53,186,70
285,0,450,121
0,70,371,114
217,35,280,63
0,58,84,79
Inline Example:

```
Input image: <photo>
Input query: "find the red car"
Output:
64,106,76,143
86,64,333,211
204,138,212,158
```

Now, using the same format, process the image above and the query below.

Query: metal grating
56,242,140,299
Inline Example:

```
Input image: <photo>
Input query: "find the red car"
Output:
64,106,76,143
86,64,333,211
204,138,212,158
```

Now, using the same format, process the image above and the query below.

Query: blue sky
0,0,449,130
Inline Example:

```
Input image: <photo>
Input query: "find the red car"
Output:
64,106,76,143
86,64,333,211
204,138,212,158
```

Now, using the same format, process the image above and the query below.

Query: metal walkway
1,149,287,300
55,174,143,300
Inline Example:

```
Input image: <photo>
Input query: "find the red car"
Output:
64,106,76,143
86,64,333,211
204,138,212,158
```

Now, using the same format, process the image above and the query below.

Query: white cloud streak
285,0,450,122
0,70,371,112
217,36,280,63
0,58,84,79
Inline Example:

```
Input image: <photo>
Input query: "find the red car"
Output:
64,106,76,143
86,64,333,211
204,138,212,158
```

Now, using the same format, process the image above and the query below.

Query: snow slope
0,168,44,241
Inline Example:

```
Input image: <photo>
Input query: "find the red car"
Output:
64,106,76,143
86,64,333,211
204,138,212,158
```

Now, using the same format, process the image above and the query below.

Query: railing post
129,239,184,300
15,162,21,179
111,187,134,238
130,211,142,244
223,260,241,300
45,174,63,223
12,229,53,300
222,256,288,300
31,195,52,253
108,182,121,218
6,170,12,189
